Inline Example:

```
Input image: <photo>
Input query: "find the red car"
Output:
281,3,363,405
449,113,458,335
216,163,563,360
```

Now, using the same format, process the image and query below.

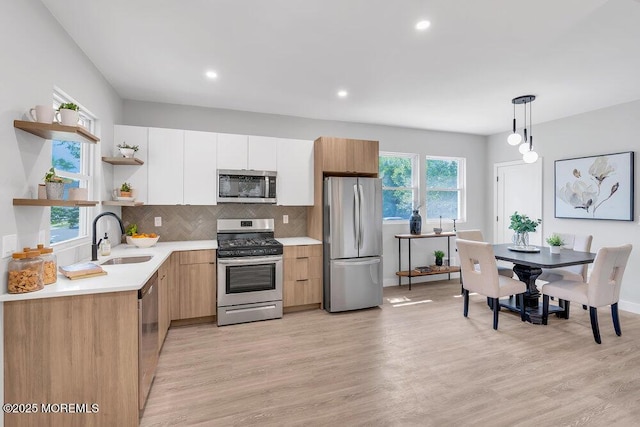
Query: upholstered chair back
456,239,501,298
587,244,632,307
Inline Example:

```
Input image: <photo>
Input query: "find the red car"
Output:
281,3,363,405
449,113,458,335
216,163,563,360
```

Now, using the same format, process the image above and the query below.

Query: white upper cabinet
184,130,217,205
276,139,314,206
147,127,185,205
113,125,149,203
217,134,277,171
216,133,248,170
247,136,278,171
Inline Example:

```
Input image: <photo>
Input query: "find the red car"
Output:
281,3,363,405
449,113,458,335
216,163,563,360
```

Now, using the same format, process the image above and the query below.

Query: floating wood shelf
101,157,144,166
102,201,144,207
396,266,461,278
13,199,99,207
14,120,99,144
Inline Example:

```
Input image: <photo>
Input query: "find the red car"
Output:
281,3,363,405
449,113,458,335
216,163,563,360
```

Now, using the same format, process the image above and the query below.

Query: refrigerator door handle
353,184,360,250
333,258,381,267
358,184,364,249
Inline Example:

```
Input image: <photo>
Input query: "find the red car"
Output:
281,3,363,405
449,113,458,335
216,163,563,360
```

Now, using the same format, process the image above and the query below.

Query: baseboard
618,300,640,314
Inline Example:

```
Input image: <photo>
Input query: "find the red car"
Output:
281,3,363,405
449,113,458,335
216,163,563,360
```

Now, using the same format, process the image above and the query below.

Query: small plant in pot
120,182,133,198
56,102,80,126
116,142,139,158
43,167,71,200
546,234,564,254
434,250,445,266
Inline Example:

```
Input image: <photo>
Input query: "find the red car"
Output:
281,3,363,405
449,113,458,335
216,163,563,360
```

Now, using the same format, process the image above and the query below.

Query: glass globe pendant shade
507,132,522,146
518,142,530,154
523,150,539,163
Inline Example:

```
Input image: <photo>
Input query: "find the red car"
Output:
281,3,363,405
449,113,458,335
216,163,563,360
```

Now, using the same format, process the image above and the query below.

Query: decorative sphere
507,132,522,146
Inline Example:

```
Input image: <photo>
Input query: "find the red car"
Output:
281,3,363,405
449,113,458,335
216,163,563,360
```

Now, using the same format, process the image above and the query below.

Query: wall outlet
154,217,162,227
2,234,17,258
283,214,289,224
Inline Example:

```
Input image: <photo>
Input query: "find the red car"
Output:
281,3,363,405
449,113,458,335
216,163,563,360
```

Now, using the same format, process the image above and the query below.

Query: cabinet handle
296,257,309,260
296,279,309,283
209,262,216,265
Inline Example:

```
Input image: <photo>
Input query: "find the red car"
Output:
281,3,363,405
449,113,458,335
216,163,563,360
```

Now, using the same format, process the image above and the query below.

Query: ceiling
40,0,640,135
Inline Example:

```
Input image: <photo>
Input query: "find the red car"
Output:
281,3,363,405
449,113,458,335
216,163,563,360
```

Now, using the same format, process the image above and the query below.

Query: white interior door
494,160,543,245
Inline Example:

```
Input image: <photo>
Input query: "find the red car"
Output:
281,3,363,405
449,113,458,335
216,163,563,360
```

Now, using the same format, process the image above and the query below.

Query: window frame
424,155,466,223
49,89,96,249
379,151,420,223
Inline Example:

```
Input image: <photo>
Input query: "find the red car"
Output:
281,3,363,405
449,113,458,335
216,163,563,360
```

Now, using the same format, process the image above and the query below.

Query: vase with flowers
509,211,541,248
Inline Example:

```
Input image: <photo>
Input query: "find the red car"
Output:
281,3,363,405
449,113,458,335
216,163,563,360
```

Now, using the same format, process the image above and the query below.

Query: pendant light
508,95,538,163
507,102,522,145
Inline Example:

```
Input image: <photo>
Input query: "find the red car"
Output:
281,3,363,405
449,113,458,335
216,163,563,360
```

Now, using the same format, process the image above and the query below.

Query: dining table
492,243,597,324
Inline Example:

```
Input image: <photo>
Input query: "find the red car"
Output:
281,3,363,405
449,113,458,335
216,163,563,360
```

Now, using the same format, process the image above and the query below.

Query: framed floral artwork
555,151,634,221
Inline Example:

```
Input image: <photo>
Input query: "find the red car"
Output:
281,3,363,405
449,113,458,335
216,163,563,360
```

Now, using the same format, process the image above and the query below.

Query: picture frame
554,151,634,221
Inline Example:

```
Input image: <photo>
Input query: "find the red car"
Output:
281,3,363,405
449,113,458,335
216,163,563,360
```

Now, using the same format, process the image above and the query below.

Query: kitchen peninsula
2,237,319,426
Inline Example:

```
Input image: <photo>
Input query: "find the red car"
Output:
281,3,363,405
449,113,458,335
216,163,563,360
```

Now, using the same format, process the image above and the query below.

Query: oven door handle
218,256,282,265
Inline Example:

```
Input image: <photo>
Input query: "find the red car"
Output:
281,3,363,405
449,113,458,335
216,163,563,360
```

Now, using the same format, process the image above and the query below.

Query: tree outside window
426,156,465,221
379,152,418,220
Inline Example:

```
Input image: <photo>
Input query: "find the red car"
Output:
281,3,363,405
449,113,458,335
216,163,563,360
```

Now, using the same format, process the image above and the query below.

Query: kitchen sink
101,255,153,265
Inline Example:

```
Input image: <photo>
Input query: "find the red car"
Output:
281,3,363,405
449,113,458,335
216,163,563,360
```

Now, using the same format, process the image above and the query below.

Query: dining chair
456,239,526,330
455,229,514,278
541,244,632,344
538,233,593,282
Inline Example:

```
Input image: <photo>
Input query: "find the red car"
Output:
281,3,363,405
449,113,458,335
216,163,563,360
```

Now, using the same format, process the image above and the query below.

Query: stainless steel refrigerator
324,176,383,312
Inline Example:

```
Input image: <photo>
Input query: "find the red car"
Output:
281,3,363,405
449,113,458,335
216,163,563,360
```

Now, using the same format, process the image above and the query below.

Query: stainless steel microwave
217,169,277,204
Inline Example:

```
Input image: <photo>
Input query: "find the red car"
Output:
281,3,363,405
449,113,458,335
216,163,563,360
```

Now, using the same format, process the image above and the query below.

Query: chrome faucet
92,212,126,261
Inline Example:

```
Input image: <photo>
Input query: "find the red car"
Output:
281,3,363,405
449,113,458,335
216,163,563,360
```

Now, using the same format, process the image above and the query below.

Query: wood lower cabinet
171,250,216,320
4,291,139,427
283,244,322,309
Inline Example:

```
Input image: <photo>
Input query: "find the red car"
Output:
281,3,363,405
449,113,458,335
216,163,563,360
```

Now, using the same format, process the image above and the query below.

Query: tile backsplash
122,205,308,241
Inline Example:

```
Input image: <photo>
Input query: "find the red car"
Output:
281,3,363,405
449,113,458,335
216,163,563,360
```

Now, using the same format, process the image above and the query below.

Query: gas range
216,218,284,326
216,219,283,258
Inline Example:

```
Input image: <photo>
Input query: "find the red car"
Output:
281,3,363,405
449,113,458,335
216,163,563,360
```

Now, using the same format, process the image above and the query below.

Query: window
379,152,419,220
425,156,465,221
50,90,94,245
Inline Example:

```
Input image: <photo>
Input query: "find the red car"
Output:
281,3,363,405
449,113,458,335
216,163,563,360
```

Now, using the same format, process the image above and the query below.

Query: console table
395,232,460,290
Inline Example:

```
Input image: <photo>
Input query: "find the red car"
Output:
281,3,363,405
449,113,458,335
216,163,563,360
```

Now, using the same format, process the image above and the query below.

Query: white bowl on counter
126,235,160,248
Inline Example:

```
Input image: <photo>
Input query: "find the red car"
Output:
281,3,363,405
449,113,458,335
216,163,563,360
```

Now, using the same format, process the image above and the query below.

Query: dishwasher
139,272,159,411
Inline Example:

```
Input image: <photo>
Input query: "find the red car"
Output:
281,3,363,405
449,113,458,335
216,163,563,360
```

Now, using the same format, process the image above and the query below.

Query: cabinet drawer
283,244,322,259
179,249,216,265
283,278,322,307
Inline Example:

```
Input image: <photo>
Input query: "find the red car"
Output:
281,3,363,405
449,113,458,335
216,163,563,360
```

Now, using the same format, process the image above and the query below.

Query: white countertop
277,237,321,246
0,240,217,302
0,237,321,302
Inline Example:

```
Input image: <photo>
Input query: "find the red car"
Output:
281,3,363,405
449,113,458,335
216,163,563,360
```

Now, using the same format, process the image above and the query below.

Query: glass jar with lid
37,244,58,285
7,250,44,294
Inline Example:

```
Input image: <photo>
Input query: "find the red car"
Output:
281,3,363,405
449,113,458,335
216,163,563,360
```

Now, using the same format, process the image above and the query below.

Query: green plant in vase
120,182,133,198
434,250,445,266
509,211,541,247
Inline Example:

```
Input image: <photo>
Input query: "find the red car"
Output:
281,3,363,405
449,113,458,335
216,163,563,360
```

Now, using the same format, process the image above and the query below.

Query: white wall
0,0,123,419
123,100,487,285
486,100,640,312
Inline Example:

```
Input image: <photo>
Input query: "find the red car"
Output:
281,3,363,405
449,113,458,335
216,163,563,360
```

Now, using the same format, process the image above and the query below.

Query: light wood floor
141,280,640,426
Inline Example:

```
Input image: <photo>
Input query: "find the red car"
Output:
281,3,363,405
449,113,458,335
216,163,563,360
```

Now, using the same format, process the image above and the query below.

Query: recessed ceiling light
337,90,348,98
205,70,218,79
415,20,431,31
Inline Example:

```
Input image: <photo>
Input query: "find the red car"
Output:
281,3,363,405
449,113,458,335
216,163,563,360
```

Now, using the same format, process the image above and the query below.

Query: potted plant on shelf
509,211,541,248
120,182,133,198
56,102,80,126
546,234,564,254
43,167,70,200
116,142,139,158
434,250,445,266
